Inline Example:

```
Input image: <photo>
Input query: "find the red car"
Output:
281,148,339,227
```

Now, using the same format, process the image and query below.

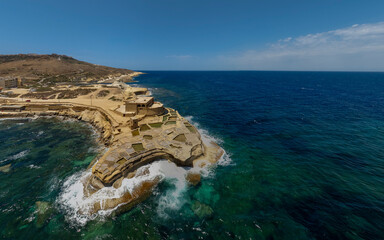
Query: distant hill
0,54,135,86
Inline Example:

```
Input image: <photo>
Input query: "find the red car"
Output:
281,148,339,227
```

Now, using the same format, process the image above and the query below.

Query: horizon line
134,69,384,73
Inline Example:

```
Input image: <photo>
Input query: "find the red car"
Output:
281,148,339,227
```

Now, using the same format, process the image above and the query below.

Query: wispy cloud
223,22,384,71
166,54,194,60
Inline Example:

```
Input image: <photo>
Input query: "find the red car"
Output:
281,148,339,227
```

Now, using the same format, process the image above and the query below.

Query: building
17,77,23,87
114,96,165,117
0,77,18,89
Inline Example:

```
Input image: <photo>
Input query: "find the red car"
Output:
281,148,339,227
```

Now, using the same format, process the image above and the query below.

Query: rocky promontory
0,79,224,215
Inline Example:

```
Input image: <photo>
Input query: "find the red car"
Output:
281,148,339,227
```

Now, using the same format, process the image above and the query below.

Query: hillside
0,54,136,86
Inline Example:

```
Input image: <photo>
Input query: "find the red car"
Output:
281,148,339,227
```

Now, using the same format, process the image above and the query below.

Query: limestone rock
186,172,201,186
90,178,160,215
0,83,225,217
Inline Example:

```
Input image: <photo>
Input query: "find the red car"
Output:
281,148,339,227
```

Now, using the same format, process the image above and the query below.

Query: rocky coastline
0,79,224,215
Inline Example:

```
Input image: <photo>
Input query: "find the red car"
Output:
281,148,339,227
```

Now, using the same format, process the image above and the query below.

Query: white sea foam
27,164,41,169
128,83,143,88
155,162,189,218
57,160,191,226
10,150,30,160
1,150,30,164
217,151,233,167
36,131,44,137
0,117,34,121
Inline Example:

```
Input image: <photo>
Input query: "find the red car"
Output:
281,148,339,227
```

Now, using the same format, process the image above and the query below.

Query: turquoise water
0,118,100,239
2,71,384,239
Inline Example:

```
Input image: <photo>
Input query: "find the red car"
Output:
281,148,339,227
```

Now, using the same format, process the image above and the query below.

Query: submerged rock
194,184,220,206
191,200,213,219
35,201,53,228
0,163,12,173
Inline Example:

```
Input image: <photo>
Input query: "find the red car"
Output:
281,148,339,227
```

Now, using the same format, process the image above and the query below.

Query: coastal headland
0,66,224,215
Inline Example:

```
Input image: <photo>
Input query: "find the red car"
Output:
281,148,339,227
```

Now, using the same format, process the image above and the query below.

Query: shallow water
2,71,384,239
0,118,100,239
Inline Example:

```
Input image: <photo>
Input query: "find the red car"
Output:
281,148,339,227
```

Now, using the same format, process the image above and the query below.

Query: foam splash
57,160,189,226
155,162,189,218
57,170,94,226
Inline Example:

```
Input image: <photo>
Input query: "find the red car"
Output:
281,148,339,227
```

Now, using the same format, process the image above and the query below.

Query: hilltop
0,54,136,86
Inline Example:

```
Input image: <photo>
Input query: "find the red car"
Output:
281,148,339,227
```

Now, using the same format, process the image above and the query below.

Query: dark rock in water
186,172,201,186
191,201,213,219
35,201,53,228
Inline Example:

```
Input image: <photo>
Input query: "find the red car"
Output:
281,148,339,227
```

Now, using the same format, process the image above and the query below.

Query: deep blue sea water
2,71,384,239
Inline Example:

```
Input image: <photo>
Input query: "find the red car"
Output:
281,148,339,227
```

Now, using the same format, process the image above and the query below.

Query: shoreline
0,78,224,216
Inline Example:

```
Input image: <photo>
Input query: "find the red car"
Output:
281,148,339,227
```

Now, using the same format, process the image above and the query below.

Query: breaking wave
57,161,190,226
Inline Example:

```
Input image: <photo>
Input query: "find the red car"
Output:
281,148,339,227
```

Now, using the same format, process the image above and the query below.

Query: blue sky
1,0,384,71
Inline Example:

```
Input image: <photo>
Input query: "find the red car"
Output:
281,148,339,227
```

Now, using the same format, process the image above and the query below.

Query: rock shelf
0,78,224,213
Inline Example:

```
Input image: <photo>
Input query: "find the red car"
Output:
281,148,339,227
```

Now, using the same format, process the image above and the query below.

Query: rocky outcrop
87,110,206,193
55,107,114,145
78,110,113,144
0,99,224,215
186,172,201,186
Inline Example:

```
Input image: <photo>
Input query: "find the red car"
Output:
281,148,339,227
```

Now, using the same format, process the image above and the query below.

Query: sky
1,0,384,71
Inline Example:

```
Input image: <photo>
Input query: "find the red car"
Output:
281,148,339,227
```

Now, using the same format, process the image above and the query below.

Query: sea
1,71,384,239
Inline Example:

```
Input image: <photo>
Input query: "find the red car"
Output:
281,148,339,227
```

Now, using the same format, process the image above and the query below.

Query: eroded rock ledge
0,81,224,214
